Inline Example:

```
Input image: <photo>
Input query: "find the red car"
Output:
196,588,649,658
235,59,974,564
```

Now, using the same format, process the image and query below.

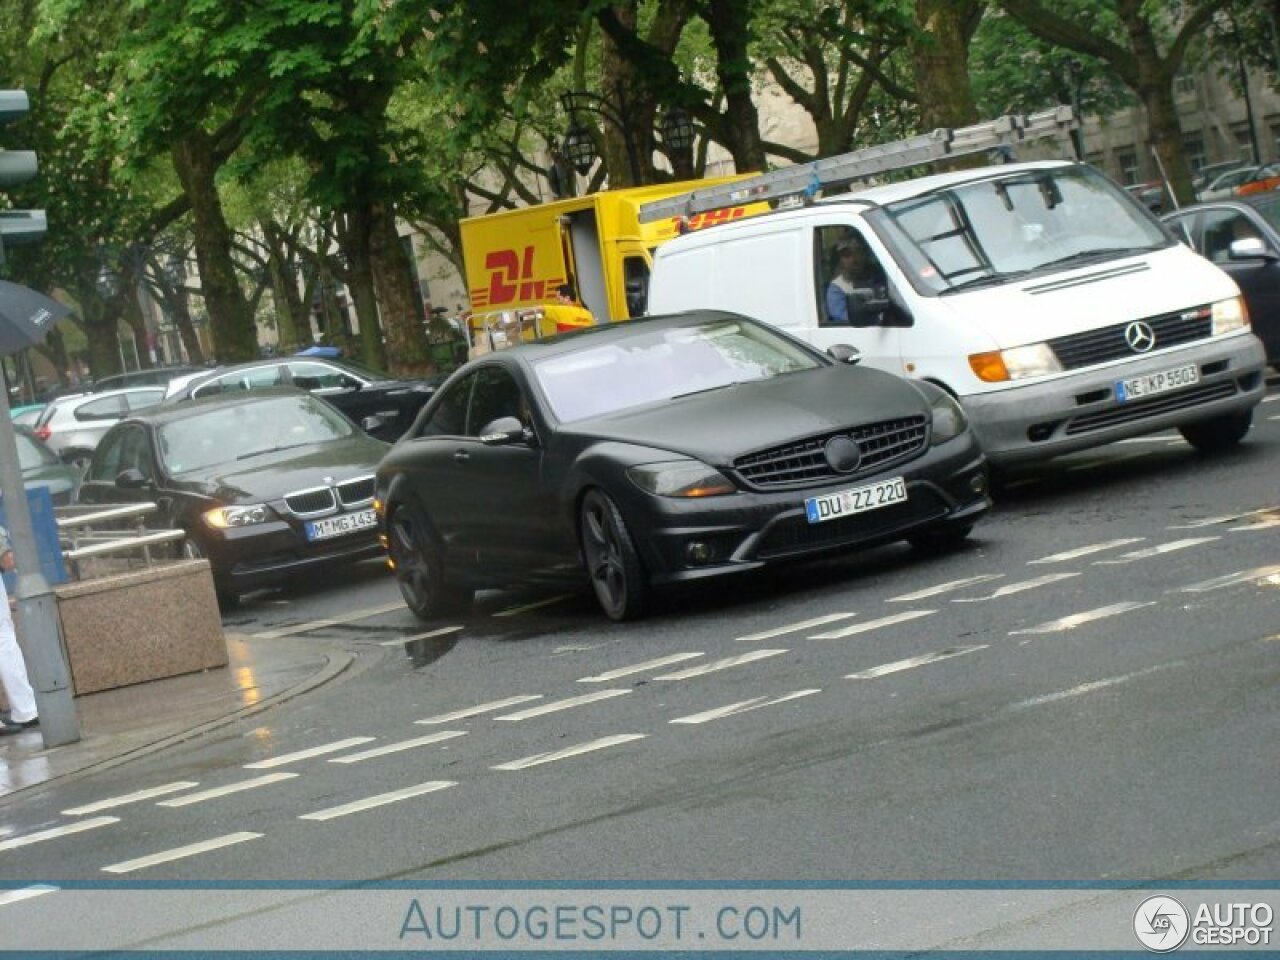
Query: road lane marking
1010,601,1156,636
299,781,457,821
101,832,263,874
1177,564,1280,594
953,572,1080,603
493,594,573,618
379,625,464,647
1168,509,1271,529
733,613,855,641
416,695,543,725
1029,538,1145,564
1006,664,1170,712
244,737,375,769
497,689,630,721
1264,393,1279,403
670,689,821,725
328,731,467,764
1115,434,1179,443
810,610,936,640
0,885,58,907
653,649,787,680
1093,537,1219,564
0,817,119,853
845,645,988,679
250,601,405,638
1229,508,1280,531
492,734,646,771
157,773,298,807
62,781,200,816
578,653,704,683
887,576,1002,603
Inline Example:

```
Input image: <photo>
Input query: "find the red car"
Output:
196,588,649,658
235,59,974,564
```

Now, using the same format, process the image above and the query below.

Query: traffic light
0,89,47,265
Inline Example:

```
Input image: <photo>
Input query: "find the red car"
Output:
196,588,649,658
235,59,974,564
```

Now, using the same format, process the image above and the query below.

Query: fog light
686,541,713,564
386,557,397,571
970,472,988,495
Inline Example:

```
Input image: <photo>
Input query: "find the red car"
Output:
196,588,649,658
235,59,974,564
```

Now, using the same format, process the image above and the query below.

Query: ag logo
1134,895,1190,952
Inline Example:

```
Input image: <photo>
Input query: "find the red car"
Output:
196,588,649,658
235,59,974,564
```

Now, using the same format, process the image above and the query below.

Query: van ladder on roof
636,106,1078,225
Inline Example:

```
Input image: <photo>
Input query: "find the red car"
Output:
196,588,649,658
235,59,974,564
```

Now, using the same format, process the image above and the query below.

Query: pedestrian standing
0,527,39,735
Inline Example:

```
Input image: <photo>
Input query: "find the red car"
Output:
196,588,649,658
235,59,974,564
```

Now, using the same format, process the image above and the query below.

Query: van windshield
881,165,1170,294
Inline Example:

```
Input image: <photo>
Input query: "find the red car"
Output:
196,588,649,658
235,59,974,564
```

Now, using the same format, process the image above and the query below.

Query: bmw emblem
1124,320,1156,353
824,435,862,474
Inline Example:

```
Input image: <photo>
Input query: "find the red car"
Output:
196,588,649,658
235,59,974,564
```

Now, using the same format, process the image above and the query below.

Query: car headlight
968,342,1063,382
203,504,277,529
627,461,736,498
929,391,968,445
1211,295,1250,335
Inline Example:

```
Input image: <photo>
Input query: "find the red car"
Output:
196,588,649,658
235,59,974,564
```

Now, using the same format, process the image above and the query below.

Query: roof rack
637,105,1077,225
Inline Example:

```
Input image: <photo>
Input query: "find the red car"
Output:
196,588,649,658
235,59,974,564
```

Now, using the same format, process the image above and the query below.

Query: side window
288,361,357,391
623,256,650,317
86,428,127,482
467,367,525,436
126,389,164,411
1201,210,1258,263
74,395,127,421
118,427,155,478
192,366,284,398
1164,214,1196,248
815,226,885,327
418,374,475,437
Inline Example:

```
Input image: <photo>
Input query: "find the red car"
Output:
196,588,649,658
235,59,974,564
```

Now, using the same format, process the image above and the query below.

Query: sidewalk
0,631,353,800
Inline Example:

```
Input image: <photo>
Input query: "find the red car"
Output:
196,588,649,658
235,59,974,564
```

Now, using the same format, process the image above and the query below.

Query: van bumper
963,332,1267,467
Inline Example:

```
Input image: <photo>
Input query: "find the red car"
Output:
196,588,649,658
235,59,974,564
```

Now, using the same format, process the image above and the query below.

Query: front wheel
387,505,473,621
1178,409,1253,454
579,489,648,622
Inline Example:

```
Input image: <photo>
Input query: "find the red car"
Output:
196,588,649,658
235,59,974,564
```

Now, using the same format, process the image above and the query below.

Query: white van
648,160,1268,466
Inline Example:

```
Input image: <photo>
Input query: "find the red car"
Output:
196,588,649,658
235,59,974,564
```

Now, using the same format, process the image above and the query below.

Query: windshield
882,165,1170,293
533,318,821,423
158,395,356,475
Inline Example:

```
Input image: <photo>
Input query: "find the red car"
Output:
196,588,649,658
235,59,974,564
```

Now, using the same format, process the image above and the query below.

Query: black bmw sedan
376,311,991,621
78,389,389,606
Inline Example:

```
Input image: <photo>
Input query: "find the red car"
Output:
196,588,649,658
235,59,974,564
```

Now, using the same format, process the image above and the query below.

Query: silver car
32,386,166,471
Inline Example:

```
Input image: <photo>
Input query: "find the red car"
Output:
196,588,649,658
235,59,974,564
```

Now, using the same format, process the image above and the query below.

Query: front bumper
207,519,383,591
962,332,1267,466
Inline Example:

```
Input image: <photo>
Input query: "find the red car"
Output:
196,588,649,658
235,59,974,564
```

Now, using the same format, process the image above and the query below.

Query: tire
387,504,473,621
907,523,974,554
182,533,239,609
1178,409,1253,454
578,488,648,622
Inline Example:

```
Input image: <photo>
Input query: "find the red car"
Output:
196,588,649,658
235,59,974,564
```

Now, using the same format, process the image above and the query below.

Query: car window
1201,210,1260,262
86,428,127,482
126,388,165,411
15,432,57,470
418,373,475,437
288,361,360,391
191,365,285,398
74,395,127,421
467,367,526,436
117,426,155,479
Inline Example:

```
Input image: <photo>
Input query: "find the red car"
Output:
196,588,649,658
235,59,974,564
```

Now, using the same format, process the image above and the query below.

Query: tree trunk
705,0,767,171
337,205,386,370
370,201,432,375
599,1,657,187
910,0,982,132
171,133,258,363
262,220,305,354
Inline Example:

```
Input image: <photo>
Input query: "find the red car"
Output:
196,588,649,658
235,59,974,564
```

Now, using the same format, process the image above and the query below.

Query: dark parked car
164,357,444,442
78,389,389,606
1163,194,1280,368
14,426,80,505
376,310,991,622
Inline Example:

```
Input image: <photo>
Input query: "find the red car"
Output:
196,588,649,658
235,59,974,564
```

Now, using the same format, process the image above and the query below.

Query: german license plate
805,477,907,524
1115,363,1199,402
305,509,377,541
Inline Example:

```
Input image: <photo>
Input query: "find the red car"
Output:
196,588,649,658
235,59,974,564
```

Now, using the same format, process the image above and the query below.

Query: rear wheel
1178,409,1253,454
579,488,648,622
907,522,974,554
387,504,473,621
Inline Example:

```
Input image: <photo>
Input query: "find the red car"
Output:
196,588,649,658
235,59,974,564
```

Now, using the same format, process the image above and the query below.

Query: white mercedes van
648,160,1267,466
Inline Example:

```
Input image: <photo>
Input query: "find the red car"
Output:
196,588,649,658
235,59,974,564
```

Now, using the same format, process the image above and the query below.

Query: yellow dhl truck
460,176,762,350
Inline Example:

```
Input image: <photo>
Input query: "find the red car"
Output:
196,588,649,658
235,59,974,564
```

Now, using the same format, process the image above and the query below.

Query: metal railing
55,503,188,581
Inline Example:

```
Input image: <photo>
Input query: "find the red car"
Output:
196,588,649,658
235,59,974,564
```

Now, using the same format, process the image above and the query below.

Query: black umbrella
0,278,71,357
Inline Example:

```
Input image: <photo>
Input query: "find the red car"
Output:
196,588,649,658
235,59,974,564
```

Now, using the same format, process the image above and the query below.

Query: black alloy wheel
579,488,648,622
388,504,472,620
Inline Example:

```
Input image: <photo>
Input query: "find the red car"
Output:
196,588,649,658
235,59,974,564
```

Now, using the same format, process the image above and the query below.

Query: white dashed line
328,731,467,764
493,734,646,771
1168,509,1270,529
1178,565,1280,594
0,885,58,907
653,649,788,681
1263,394,1279,403
251,601,405,638
157,773,298,807
887,576,1002,602
416,695,543,725
299,781,457,821
493,594,573,617
1114,434,1179,443
733,613,856,641
1229,510,1280,531
61,781,200,816
0,817,119,853
810,610,936,640
1093,537,1219,565
577,653,704,683
845,645,988,679
497,689,630,721
953,572,1080,603
244,737,375,769
379,626,464,647
102,832,263,874
670,689,821,725
1010,601,1155,636
1006,665,1171,712
1029,538,1145,564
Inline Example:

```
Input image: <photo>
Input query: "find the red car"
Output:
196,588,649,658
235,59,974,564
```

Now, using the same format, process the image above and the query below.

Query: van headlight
1212,295,1249,335
929,392,968,445
968,342,1063,382
628,461,736,498
203,504,277,529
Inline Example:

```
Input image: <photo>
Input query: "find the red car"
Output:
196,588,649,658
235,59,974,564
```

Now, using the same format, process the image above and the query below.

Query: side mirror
826,344,861,365
114,468,151,490
1229,236,1271,260
478,416,531,446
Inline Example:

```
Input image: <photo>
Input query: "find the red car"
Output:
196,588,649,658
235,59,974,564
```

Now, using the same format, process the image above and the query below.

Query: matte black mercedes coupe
375,311,991,621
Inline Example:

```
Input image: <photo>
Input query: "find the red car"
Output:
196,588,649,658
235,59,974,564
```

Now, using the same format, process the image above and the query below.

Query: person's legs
0,577,37,727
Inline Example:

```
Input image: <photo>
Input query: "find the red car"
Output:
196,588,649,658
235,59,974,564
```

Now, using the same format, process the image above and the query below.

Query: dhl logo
674,207,752,231
470,246,563,309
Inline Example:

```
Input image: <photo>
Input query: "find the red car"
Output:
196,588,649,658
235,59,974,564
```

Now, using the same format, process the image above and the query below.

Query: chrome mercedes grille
734,416,928,489
283,487,337,516
336,475,376,507
1048,307,1213,370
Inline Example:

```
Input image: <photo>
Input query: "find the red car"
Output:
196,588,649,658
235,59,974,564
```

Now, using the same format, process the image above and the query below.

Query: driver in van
825,236,882,324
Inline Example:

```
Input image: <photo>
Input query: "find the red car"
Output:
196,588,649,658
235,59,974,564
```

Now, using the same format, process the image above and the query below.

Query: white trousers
0,576,37,723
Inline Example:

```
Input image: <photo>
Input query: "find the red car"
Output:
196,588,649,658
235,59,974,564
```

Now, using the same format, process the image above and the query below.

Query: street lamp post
560,91,641,185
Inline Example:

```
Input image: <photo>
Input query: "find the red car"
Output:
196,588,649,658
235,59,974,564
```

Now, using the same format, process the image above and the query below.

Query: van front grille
1049,307,1213,370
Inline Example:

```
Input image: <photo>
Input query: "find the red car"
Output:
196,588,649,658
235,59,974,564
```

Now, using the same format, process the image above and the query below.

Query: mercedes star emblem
1124,320,1156,353
824,435,862,474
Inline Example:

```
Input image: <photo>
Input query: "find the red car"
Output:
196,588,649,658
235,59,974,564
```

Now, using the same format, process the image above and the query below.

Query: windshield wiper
235,441,315,461
943,271,1026,293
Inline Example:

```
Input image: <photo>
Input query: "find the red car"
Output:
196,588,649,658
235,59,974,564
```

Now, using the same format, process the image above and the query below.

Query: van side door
809,222,907,375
